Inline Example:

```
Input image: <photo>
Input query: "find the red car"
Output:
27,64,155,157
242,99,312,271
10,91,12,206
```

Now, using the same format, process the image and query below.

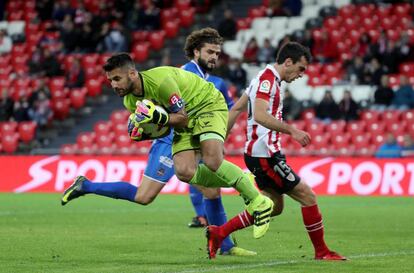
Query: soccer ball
134,105,171,141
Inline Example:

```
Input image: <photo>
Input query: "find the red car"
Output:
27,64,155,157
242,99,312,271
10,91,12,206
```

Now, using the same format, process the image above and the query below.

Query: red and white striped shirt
244,65,283,157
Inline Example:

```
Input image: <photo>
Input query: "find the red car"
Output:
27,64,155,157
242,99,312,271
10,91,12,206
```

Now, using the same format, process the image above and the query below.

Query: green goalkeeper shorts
172,109,228,155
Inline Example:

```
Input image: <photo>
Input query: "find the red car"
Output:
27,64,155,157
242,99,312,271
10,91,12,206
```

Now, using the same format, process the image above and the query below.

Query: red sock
219,210,253,238
301,204,330,256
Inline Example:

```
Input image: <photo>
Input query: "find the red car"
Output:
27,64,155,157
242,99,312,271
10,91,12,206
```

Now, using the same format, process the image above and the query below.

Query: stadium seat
179,8,195,28
346,121,366,135
399,62,414,76
306,122,325,137
132,42,150,63
18,121,37,143
331,133,351,149
175,0,192,9
372,134,386,148
1,133,19,154
69,88,86,109
161,8,178,27
76,132,95,149
401,110,414,123
360,110,381,123
94,121,112,136
386,121,407,136
352,133,371,150
164,20,179,38
85,78,103,97
0,121,18,136
49,77,66,93
382,110,402,124
368,122,386,135
51,98,70,120
60,143,77,155
326,120,346,135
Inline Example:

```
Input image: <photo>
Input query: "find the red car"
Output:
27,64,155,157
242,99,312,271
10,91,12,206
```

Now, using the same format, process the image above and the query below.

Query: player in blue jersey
181,28,255,256
181,29,233,229
61,28,256,257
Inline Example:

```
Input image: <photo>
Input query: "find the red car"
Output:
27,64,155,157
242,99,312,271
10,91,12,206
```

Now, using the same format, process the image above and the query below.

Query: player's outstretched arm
227,93,248,135
254,98,311,147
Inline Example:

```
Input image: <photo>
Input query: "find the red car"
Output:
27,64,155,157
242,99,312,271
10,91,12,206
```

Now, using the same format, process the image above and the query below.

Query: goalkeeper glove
132,99,169,126
128,114,144,141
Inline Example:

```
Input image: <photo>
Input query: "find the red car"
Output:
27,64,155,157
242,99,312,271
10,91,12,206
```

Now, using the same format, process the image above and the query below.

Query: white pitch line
171,250,414,273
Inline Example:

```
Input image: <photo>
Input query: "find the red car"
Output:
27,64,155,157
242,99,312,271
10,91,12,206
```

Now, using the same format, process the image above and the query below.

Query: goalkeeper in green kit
66,53,274,244
110,53,273,239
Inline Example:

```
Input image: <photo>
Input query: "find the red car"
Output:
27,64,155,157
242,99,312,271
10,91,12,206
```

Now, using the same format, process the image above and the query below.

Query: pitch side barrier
1,155,413,196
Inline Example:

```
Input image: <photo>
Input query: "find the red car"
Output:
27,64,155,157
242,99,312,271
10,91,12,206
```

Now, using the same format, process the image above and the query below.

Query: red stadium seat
115,134,132,149
312,133,330,150
323,17,340,31
380,17,395,30
70,88,86,109
164,20,179,38
356,4,375,18
179,8,195,27
401,110,414,123
1,133,19,154
386,121,407,136
161,8,178,27
49,77,66,92
387,74,400,89
289,120,306,131
248,6,266,19
368,29,380,43
81,53,99,67
18,121,37,143
346,121,366,135
175,0,192,9
0,121,18,136
76,132,95,149
0,55,10,68
85,78,103,97
399,62,414,76
338,5,356,19
326,120,346,135
149,31,166,51
60,143,78,155
368,122,386,135
360,110,381,123
306,63,323,78
111,109,130,124
94,121,112,135
131,31,150,43
352,133,371,149
375,5,392,18
307,122,325,137
382,110,402,124
393,3,411,17
301,109,316,121
51,98,70,120
372,134,386,148
331,133,351,149
132,42,150,63
236,18,251,31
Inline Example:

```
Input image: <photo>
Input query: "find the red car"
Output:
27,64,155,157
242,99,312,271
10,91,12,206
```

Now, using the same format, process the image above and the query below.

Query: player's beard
197,57,215,72
115,80,134,97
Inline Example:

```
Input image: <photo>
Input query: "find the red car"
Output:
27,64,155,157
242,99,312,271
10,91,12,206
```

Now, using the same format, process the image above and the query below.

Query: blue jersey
155,60,233,145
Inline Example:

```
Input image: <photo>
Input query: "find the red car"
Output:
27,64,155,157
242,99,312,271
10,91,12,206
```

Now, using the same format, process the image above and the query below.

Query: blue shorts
144,140,175,183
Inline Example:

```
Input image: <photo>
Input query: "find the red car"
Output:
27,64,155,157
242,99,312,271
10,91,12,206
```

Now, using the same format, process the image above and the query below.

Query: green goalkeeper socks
189,160,260,203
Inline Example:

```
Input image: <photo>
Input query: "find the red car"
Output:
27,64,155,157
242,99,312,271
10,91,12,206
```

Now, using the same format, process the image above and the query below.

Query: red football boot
206,225,224,259
315,250,347,261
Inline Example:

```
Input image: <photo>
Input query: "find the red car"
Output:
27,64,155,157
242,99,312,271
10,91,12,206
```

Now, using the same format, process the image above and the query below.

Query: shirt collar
191,60,209,79
266,64,281,84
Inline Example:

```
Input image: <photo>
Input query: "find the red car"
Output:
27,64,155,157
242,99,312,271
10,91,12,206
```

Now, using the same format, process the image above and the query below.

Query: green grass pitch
1,193,413,273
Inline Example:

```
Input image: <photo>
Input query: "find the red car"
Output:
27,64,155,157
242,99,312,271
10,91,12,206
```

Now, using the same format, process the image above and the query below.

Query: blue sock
189,185,205,217
204,197,234,252
82,179,137,203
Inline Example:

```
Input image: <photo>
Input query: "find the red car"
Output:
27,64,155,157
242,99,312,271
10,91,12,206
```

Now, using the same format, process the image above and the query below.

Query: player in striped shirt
206,42,346,261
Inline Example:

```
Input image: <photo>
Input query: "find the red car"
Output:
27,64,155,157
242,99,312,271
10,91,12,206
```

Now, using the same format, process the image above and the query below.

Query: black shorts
244,153,300,194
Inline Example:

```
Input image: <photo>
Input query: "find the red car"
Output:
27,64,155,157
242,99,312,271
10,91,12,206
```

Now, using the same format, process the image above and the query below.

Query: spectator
51,0,75,22
36,0,54,21
140,0,161,30
274,35,291,59
346,56,366,84
28,90,52,128
28,48,45,76
243,37,259,64
375,133,402,158
283,89,301,121
365,58,385,86
266,0,288,16
312,30,337,63
102,23,128,53
283,0,302,16
0,29,12,54
65,59,85,88
41,48,63,77
257,38,276,64
315,90,340,122
0,88,14,121
60,14,78,53
217,9,237,40
29,79,51,108
213,58,230,80
353,33,372,59
391,75,414,110
125,2,144,30
228,58,247,96
338,90,359,121
401,134,414,157
372,75,394,110
382,40,400,73
12,97,30,122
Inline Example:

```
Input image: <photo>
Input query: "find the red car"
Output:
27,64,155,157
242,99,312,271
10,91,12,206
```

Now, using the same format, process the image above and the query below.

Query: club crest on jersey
259,80,271,93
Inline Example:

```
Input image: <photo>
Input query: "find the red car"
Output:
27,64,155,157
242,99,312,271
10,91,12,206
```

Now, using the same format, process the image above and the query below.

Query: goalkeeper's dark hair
103,53,135,72
276,42,312,65
184,27,223,59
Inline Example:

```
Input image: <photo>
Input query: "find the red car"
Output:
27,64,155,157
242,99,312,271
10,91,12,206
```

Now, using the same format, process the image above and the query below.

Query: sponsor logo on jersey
258,80,271,93
160,156,174,168
169,93,184,113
